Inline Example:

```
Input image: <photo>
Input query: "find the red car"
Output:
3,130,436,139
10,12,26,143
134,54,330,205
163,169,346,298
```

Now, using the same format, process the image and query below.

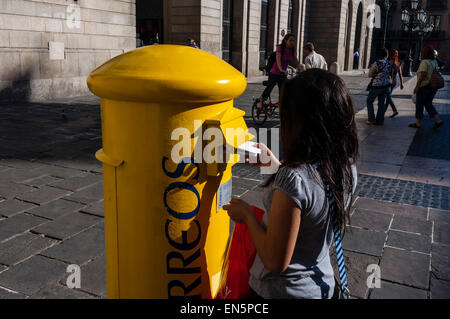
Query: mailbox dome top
87,45,247,104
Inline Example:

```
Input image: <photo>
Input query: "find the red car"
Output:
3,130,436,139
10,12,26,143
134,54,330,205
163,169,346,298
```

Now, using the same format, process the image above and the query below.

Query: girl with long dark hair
257,33,300,109
224,69,359,299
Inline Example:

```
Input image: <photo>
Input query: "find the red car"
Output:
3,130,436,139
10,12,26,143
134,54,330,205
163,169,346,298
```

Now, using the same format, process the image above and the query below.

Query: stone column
246,0,262,76
231,0,249,72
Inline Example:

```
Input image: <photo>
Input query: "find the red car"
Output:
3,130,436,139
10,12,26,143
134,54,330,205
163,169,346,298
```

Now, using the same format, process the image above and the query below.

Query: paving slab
0,287,27,299
32,211,102,240
0,255,67,296
386,230,431,254
354,197,428,220
330,250,379,299
0,199,38,218
379,247,430,289
430,275,450,299
80,200,104,217
40,227,105,265
32,165,84,179
26,199,85,220
349,208,393,232
429,208,450,225
0,213,49,242
63,182,103,205
32,283,95,299
75,254,106,298
390,215,432,236
16,186,72,205
20,175,62,187
49,173,102,192
369,281,428,299
431,243,450,281
0,181,35,199
342,226,387,257
433,220,450,245
0,232,58,266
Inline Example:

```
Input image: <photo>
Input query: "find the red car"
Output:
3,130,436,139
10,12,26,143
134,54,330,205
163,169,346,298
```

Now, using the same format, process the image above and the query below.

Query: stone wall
0,0,136,102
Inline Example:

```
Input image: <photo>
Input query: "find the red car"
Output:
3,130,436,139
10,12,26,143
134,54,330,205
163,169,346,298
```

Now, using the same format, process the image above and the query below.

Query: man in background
303,42,328,70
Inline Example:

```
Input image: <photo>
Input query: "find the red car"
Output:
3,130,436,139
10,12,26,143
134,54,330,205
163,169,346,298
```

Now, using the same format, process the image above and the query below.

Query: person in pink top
258,34,300,109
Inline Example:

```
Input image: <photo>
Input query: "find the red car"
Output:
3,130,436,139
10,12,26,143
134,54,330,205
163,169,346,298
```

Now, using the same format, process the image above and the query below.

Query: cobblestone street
0,72,449,299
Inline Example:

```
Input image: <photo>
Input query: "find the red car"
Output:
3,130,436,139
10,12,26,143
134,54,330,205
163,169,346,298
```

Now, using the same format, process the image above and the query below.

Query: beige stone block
94,51,110,68
118,37,136,51
10,31,29,48
39,52,62,79
78,52,96,76
0,51,21,81
35,2,53,18
61,52,80,77
29,32,42,48
0,30,10,47
30,16,46,32
20,51,40,79
29,78,51,101
72,76,90,96
45,18,63,33
51,77,74,99
0,14,31,31
41,32,55,47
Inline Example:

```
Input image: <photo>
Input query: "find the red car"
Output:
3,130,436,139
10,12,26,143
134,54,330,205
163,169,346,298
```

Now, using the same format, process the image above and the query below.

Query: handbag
326,184,351,299
429,61,445,90
217,206,265,299
367,61,391,91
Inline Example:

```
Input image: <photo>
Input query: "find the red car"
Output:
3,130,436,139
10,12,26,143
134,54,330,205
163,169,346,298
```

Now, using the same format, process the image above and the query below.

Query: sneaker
390,111,399,118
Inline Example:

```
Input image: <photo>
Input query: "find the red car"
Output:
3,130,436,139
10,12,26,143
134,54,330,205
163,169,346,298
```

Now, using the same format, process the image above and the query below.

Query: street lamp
401,0,432,76
382,0,391,48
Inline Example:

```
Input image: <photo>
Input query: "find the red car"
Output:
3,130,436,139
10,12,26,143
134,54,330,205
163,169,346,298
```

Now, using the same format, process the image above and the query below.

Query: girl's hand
245,143,281,168
413,86,419,94
223,198,254,224
400,84,404,90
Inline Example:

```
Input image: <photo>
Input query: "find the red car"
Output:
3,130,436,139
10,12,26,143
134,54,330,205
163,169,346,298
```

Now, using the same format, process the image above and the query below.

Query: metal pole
383,7,388,48
404,26,413,76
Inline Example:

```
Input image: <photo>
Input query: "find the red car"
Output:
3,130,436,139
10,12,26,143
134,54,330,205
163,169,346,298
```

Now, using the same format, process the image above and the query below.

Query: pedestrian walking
187,38,199,49
366,48,392,126
257,33,300,109
224,69,358,299
353,49,360,70
303,42,328,70
409,46,444,130
386,49,404,118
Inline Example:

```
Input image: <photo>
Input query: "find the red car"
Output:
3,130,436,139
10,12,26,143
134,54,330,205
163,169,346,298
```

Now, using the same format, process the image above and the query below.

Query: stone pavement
0,73,449,299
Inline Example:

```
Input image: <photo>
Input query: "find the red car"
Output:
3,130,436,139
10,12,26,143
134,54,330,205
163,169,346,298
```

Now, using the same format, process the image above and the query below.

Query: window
222,0,233,63
429,15,441,31
287,0,294,34
260,0,270,66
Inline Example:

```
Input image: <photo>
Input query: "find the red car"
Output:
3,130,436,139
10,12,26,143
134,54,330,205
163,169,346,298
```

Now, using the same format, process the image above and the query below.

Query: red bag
216,206,265,299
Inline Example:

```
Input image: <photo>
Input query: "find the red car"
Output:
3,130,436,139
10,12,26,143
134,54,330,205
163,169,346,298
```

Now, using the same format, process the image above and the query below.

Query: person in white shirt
303,42,328,70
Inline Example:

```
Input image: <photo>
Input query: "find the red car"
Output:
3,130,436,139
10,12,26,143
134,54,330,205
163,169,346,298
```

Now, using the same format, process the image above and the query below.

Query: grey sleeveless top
249,164,357,299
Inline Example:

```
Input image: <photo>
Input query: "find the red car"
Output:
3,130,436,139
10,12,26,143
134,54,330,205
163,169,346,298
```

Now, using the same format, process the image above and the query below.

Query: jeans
366,86,389,125
416,84,438,120
386,85,397,113
261,72,287,100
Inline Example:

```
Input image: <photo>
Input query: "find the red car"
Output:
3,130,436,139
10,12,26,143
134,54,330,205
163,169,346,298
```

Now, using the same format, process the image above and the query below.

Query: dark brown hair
280,33,296,57
264,69,359,232
422,46,435,60
303,42,314,52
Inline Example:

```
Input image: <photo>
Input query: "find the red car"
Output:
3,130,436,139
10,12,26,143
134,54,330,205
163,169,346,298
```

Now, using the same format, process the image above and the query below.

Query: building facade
0,0,376,102
371,0,449,69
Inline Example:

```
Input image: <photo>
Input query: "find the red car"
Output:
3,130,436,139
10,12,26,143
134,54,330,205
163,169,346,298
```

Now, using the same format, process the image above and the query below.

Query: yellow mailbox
87,45,253,299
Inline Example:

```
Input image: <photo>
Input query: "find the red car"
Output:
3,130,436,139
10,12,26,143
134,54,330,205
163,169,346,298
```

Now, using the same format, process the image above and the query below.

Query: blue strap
326,184,350,299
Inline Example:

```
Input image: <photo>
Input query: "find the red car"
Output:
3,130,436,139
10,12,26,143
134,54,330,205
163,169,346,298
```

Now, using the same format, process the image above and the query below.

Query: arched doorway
343,0,353,71
222,0,234,63
353,2,363,69
136,0,164,45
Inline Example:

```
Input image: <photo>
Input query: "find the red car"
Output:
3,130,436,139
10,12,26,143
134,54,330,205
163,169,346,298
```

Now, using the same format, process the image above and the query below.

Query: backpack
429,60,445,90
265,51,277,74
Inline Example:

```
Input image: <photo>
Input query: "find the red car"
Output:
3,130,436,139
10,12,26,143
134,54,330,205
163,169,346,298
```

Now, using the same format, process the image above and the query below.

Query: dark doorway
222,0,234,63
353,2,363,69
260,0,270,67
136,0,164,46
